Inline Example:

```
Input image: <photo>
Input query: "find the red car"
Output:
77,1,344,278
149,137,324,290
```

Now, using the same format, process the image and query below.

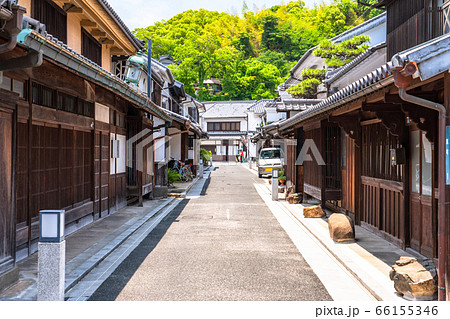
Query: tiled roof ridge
97,0,144,50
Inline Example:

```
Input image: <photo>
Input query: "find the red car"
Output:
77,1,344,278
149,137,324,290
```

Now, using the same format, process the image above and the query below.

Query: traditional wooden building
263,0,450,300
0,0,173,290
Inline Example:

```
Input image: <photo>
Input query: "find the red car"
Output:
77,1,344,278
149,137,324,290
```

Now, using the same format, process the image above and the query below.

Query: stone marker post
272,169,278,201
199,159,204,179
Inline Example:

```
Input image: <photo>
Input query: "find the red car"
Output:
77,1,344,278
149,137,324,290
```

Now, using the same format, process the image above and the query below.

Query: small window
110,109,115,125
78,100,94,118
32,0,67,43
0,76,12,91
32,82,56,108
82,28,102,66
58,92,77,114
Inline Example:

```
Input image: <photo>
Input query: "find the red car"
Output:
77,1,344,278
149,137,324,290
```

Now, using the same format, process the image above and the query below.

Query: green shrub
200,148,212,162
301,68,326,81
287,78,321,99
168,168,181,185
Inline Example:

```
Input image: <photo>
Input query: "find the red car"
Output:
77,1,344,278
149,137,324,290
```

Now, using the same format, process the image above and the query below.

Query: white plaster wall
331,47,387,90
117,134,126,173
110,133,126,175
247,112,262,133
267,108,285,124
95,103,109,123
154,117,166,162
365,23,386,46
168,127,181,160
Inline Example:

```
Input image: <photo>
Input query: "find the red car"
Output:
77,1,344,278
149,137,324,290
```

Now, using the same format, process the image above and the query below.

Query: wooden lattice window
444,0,450,34
324,124,341,190
361,123,403,182
58,92,77,114
32,0,67,43
112,56,128,80
207,122,240,132
78,100,94,118
82,28,102,66
32,82,56,108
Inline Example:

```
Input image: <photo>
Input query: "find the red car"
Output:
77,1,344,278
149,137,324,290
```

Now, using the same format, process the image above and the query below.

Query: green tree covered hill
133,0,382,101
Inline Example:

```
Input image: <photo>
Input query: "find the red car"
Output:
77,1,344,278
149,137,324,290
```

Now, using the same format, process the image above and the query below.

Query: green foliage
133,1,381,101
287,78,322,99
314,35,370,68
168,168,181,185
301,68,326,81
286,67,325,98
200,148,212,162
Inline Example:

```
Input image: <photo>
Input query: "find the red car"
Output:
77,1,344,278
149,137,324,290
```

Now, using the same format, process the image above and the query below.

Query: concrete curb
168,176,200,198
64,197,175,292
278,202,383,301
244,163,400,301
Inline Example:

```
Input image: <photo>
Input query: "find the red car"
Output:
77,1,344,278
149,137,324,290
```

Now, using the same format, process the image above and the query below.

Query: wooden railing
361,176,405,246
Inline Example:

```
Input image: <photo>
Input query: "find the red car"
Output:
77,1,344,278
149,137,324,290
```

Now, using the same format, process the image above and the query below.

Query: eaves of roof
276,99,322,112
97,0,144,51
247,99,276,114
163,108,206,137
17,29,172,123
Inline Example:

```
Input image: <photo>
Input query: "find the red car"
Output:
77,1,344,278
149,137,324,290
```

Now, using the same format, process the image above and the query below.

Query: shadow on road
88,199,190,301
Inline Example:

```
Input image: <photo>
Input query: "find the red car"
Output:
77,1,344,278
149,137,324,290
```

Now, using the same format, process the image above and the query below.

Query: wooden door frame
409,125,437,258
0,98,17,274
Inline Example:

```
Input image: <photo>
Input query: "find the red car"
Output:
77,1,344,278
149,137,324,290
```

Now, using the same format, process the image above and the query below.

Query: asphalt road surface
89,164,332,301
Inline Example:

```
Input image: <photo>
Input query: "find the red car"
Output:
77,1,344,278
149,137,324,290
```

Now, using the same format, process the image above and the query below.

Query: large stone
303,205,325,218
328,213,355,243
288,193,302,204
286,186,295,198
389,257,437,300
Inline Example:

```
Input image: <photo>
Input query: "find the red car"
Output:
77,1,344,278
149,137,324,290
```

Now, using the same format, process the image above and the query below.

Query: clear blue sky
107,0,329,30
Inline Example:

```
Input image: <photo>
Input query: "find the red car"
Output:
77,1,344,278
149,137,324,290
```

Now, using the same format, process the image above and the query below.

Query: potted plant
200,148,212,166
278,170,286,185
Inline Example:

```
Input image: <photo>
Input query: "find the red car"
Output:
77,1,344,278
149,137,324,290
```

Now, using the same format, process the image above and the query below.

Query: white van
257,147,284,178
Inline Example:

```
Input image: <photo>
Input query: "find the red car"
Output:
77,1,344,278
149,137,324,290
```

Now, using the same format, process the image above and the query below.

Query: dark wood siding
32,0,67,43
82,28,102,66
304,127,322,199
16,122,94,255
386,0,444,59
342,134,356,213
0,109,14,273
360,122,405,247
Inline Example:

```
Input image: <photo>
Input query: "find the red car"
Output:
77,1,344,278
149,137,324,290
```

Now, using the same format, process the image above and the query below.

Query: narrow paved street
89,164,332,301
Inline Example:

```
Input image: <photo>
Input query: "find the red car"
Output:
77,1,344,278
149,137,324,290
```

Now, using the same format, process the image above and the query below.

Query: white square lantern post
272,169,278,201
37,210,66,301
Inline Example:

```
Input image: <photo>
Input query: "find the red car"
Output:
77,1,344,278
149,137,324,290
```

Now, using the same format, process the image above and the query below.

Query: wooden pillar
296,127,304,195
444,72,450,300
321,121,326,208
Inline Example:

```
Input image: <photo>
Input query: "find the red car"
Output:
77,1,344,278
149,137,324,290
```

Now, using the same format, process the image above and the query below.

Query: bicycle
169,158,192,182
